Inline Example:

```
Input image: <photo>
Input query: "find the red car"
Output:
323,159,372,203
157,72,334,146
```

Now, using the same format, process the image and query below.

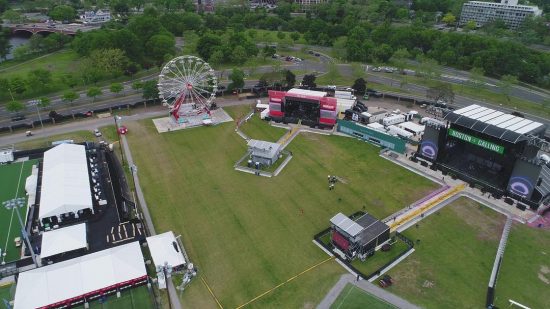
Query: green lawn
0,50,82,79
386,197,506,308
0,160,37,263
11,130,95,150
330,284,397,309
494,224,550,308
125,106,437,308
0,284,14,303
350,238,410,277
87,286,154,309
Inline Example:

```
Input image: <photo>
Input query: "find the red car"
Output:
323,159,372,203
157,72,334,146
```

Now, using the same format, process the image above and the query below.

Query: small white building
146,231,186,269
248,139,283,166
82,10,111,24
383,114,406,127
0,147,14,163
387,125,413,139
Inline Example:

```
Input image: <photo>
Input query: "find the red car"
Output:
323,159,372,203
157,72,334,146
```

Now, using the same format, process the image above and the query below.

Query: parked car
93,129,102,137
363,94,370,100
118,126,128,135
314,53,320,57
371,67,382,72
384,67,394,73
11,114,26,122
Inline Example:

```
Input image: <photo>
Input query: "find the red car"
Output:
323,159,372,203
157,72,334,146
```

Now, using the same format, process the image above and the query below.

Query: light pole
28,99,44,129
114,115,125,166
2,198,39,267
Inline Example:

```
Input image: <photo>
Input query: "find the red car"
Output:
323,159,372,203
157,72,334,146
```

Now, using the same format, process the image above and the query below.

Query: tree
373,44,394,63
10,77,26,95
464,20,477,32
229,68,245,92
468,67,486,90
209,50,224,66
88,49,130,77
49,5,76,22
441,13,456,26
276,31,285,40
262,45,276,60
110,83,124,95
2,9,24,23
38,97,51,109
6,100,25,113
27,69,52,92
132,81,144,91
62,90,79,104
87,87,102,102
285,70,296,88
230,46,247,65
146,34,175,66
142,80,159,102
352,78,367,94
426,82,455,104
498,74,518,102
196,33,222,61
290,32,300,42
301,74,316,88
0,25,10,60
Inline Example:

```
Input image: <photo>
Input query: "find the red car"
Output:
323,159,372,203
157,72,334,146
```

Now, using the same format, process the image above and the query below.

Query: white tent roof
146,231,186,268
14,241,146,309
39,143,93,220
40,223,87,258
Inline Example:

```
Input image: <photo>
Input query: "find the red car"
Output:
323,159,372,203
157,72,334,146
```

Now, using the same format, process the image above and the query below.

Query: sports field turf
330,284,396,309
0,284,13,303
0,160,37,263
125,106,438,308
494,224,550,308
386,197,506,308
87,286,154,309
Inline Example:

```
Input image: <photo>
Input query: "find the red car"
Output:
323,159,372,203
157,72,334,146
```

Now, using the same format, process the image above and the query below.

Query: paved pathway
317,274,420,309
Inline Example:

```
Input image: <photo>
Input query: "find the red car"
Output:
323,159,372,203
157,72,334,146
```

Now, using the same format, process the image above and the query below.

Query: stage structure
158,55,218,127
416,104,550,208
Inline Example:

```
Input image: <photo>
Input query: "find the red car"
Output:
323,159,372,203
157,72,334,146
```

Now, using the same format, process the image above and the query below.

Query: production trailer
383,114,406,126
387,125,413,139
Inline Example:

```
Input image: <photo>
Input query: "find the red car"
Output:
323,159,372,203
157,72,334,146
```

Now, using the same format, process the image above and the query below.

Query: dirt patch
422,280,435,288
541,265,550,274
302,301,315,309
449,198,505,242
537,273,549,284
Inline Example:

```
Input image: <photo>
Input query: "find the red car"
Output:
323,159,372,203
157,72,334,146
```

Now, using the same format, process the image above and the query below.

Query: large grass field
386,197,506,308
494,224,550,308
125,106,438,308
330,284,397,309
0,160,37,263
0,50,82,79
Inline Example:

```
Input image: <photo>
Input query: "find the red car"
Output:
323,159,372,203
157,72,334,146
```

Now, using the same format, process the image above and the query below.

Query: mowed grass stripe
0,160,37,263
127,109,437,307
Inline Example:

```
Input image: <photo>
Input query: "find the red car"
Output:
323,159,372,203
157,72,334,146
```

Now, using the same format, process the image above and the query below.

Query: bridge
4,23,100,35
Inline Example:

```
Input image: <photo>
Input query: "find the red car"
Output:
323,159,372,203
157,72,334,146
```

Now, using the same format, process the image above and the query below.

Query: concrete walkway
317,274,420,309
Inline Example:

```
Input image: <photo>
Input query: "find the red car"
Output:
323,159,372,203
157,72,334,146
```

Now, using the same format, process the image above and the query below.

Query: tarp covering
332,231,350,251
14,241,146,309
40,223,87,259
39,144,93,220
146,231,186,268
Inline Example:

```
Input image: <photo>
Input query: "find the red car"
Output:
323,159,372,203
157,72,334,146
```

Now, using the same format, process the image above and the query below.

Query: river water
4,36,30,61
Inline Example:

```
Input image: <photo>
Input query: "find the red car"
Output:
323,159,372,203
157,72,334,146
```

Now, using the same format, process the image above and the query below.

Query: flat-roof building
248,139,283,166
459,0,542,29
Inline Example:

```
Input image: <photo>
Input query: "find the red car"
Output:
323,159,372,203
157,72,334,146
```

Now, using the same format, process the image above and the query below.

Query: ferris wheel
158,56,218,121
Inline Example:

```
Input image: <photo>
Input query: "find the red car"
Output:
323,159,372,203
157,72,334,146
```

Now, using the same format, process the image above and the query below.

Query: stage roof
287,88,327,98
14,241,146,309
146,231,186,268
355,213,390,245
40,223,87,259
330,213,364,237
445,104,546,143
39,143,93,220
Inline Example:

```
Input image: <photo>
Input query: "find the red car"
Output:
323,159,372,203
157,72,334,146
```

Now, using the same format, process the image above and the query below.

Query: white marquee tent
39,143,93,222
146,231,186,268
14,241,146,309
40,223,88,259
